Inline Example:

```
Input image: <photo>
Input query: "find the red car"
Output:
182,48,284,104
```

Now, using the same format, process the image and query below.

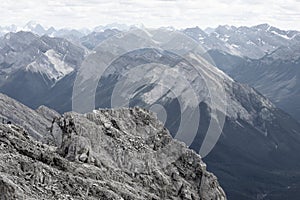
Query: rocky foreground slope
0,94,226,199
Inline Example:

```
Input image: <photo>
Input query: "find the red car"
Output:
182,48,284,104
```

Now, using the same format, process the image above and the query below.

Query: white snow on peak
246,40,255,45
219,34,230,42
225,43,242,57
198,36,205,41
271,30,291,40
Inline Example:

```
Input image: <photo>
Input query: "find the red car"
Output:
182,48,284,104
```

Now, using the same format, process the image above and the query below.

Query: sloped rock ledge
0,107,226,200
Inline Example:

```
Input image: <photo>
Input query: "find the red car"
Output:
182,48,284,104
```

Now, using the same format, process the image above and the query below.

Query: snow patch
271,31,291,40
225,43,242,57
246,40,255,45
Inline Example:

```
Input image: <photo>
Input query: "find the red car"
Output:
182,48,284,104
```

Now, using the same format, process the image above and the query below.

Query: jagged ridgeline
1,25,300,200
0,93,226,199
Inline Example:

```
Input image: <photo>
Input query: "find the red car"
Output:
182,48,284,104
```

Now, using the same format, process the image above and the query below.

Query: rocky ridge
0,93,226,199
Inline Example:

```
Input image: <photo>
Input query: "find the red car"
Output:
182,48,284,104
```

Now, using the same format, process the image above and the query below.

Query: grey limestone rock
0,106,226,200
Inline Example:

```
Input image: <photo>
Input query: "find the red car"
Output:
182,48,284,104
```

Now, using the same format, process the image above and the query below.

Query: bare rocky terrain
0,94,226,200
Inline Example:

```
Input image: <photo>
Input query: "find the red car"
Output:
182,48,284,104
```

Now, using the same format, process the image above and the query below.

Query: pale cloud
1,0,300,30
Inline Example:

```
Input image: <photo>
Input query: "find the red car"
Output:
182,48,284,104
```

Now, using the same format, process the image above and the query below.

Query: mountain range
183,24,300,121
0,23,300,200
0,21,137,39
1,22,299,121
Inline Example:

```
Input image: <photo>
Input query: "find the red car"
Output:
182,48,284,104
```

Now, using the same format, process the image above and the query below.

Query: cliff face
0,102,226,199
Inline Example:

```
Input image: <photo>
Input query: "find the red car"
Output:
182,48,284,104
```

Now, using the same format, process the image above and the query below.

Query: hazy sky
1,0,300,30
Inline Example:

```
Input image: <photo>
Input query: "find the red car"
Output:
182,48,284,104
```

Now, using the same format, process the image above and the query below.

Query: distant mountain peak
22,21,46,35
24,20,39,27
253,23,272,31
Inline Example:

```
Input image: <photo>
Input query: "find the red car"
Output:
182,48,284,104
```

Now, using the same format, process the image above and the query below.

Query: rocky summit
0,97,226,199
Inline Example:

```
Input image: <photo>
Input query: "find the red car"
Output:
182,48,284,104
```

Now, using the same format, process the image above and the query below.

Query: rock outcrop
0,106,226,200
0,93,53,140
